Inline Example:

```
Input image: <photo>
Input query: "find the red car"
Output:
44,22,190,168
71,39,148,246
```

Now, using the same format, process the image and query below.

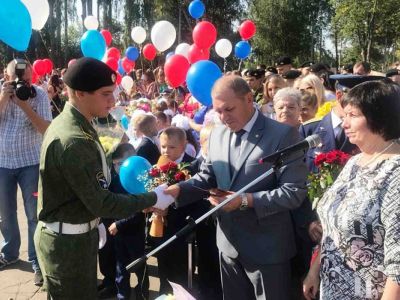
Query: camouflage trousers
34,222,99,299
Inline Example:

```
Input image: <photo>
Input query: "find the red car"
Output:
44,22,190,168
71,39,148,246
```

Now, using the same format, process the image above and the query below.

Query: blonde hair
263,75,287,103
300,74,326,107
161,126,187,144
133,114,156,136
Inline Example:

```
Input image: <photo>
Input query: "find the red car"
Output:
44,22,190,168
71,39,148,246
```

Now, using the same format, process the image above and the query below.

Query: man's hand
0,82,14,111
208,190,241,212
308,221,323,243
108,222,118,236
164,184,181,199
153,184,175,210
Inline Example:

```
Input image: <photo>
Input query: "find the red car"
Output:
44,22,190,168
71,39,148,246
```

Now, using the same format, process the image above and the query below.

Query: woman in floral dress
303,80,400,300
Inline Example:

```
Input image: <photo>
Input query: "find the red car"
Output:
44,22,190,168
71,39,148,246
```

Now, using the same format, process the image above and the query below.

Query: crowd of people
0,55,399,300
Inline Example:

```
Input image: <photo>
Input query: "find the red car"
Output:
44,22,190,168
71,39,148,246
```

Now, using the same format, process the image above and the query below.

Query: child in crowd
134,114,160,165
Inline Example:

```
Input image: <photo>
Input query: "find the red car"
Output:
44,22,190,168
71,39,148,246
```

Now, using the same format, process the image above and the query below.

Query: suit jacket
299,112,359,172
136,137,160,166
178,113,308,266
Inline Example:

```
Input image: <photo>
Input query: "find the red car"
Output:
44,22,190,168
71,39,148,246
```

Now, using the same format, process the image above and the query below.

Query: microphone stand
125,155,297,273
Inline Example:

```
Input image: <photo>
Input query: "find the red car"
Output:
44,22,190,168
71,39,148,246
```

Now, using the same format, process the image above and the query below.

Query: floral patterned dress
317,154,400,299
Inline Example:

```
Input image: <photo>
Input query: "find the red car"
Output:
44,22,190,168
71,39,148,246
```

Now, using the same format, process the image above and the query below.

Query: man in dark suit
165,76,308,300
134,114,160,165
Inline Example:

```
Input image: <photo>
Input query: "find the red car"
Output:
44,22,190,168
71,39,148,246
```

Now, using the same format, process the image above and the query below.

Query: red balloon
164,55,190,88
43,58,53,74
116,73,122,85
187,44,209,64
107,47,121,60
193,21,217,49
239,20,256,40
121,57,135,73
31,69,38,84
106,58,118,71
101,29,112,46
68,59,77,68
143,43,157,61
33,60,46,76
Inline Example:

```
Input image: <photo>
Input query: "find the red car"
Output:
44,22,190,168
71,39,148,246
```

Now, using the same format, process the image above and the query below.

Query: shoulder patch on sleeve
96,172,109,190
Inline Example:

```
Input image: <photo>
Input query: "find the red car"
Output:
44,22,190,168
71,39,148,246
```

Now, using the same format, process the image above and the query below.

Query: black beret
266,66,277,74
386,68,400,77
282,69,301,80
300,61,314,68
329,75,386,91
310,63,329,73
244,69,264,79
63,57,117,92
275,56,292,66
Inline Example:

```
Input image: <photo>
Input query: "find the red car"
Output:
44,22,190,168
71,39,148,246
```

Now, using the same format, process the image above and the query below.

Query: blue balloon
80,30,106,60
120,156,152,194
186,60,222,106
118,59,126,75
120,115,129,131
125,46,139,61
188,0,205,19
166,51,175,60
234,41,252,59
0,0,32,51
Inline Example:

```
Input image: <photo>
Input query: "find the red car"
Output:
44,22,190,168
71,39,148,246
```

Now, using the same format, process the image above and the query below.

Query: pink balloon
164,55,190,88
106,58,118,71
193,21,217,49
68,59,77,68
107,47,121,60
101,29,112,46
121,57,135,73
143,43,157,61
187,44,209,64
239,20,256,40
33,60,46,76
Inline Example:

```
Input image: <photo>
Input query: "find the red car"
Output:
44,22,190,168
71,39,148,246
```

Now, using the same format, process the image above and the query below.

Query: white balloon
109,106,125,121
84,15,99,30
131,26,146,44
215,39,232,58
21,0,50,30
151,21,176,52
121,76,134,92
175,43,190,59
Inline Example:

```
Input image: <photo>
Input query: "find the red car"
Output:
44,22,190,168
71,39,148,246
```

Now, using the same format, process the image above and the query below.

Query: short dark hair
341,80,400,140
161,127,187,144
354,61,371,73
111,143,135,160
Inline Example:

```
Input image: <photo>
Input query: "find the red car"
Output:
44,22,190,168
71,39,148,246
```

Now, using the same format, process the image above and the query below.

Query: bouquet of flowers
142,155,191,237
308,150,350,209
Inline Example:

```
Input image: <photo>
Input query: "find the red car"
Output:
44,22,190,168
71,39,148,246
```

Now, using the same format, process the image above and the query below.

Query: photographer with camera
0,59,52,285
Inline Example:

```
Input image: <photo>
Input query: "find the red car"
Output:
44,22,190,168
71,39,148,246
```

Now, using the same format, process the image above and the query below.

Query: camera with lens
11,59,36,101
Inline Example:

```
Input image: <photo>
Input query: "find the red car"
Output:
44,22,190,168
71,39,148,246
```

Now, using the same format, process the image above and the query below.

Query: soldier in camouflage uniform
34,58,171,299
244,69,265,106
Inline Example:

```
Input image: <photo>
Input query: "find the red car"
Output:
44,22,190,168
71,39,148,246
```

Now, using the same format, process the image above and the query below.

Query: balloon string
139,44,144,71
223,58,227,73
238,60,243,71
38,30,51,58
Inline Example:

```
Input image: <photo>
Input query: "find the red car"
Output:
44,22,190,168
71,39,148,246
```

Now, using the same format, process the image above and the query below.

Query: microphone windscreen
306,134,322,148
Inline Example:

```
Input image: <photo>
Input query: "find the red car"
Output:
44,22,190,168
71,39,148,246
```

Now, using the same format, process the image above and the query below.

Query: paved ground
0,190,161,300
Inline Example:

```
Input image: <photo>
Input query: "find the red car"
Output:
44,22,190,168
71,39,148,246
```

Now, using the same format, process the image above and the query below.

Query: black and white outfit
317,154,400,299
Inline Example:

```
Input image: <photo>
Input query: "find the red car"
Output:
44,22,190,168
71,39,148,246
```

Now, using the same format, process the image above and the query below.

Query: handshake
152,184,176,210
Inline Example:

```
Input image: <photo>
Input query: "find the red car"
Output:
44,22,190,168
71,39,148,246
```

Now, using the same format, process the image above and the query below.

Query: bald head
212,75,252,100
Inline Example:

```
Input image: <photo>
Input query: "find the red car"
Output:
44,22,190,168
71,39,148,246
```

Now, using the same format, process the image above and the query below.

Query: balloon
109,106,125,121
143,43,157,61
175,43,190,59
101,29,112,46
186,60,222,106
84,15,99,30
21,0,49,30
80,30,106,60
120,115,129,131
31,69,38,84
0,0,32,51
166,51,175,60
116,73,122,85
193,21,217,49
107,47,121,60
117,59,125,75
164,55,190,88
238,20,256,40
188,44,209,64
68,59,77,68
125,46,139,61
121,75,134,92
33,60,46,76
120,156,152,194
188,0,205,19
151,21,176,52
106,58,118,71
43,58,53,74
234,41,251,59
131,26,146,44
215,39,232,58
121,57,135,73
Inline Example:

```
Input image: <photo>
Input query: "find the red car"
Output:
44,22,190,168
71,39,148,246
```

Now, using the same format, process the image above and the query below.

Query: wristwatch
240,193,249,210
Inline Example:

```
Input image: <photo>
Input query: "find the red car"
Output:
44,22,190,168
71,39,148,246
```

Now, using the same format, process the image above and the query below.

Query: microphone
258,134,321,164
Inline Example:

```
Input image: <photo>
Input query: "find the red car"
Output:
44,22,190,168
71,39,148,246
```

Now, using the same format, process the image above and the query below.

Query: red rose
339,153,351,165
149,167,160,177
159,162,178,173
174,171,186,182
325,151,338,164
314,153,327,167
